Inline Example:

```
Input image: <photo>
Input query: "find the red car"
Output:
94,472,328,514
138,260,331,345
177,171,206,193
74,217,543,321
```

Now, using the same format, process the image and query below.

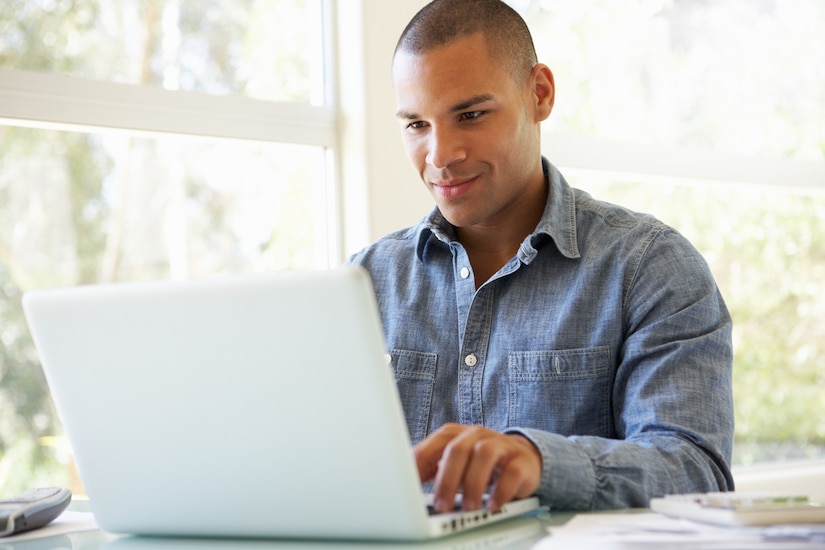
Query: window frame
0,67,337,147
0,0,344,265
541,130,825,191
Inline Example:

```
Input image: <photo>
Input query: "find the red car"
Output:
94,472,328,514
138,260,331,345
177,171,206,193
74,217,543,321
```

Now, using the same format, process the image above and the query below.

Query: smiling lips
431,175,479,200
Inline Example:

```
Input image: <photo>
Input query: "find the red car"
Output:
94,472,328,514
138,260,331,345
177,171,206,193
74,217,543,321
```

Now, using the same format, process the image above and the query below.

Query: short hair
394,0,538,83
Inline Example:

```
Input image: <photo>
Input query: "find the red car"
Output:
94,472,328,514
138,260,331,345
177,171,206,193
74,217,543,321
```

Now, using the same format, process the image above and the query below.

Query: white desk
1,500,566,549
10,502,823,549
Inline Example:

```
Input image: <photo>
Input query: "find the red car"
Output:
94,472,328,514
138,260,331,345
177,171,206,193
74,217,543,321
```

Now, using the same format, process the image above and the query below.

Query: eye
406,120,428,130
459,110,485,121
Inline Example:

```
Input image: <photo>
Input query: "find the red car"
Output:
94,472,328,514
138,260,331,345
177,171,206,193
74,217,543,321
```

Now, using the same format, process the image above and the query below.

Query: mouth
430,175,479,200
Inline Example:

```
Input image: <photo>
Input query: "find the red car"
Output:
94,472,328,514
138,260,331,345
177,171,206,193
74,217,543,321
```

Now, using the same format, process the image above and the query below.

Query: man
349,0,734,513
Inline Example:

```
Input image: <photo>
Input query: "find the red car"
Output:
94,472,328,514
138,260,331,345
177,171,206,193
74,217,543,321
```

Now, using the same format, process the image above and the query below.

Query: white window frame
0,68,336,147
541,130,825,191
0,0,346,265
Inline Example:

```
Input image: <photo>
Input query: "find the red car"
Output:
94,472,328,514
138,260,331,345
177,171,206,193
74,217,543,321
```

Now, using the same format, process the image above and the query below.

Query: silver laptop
23,266,538,541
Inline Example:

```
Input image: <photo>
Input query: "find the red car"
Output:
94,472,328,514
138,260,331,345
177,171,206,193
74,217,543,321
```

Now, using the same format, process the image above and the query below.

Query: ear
529,64,555,122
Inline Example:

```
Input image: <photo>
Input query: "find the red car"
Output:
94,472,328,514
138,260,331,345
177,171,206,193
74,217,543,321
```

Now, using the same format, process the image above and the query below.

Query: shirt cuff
506,427,597,510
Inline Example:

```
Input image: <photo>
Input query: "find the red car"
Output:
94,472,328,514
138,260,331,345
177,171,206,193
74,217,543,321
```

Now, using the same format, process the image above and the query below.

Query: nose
425,126,466,169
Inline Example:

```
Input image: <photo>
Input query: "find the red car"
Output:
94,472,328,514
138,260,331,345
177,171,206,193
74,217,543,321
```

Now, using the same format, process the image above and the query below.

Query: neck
456,181,548,288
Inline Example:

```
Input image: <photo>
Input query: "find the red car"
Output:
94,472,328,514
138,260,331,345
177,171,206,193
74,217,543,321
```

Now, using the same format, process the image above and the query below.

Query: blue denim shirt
349,160,734,510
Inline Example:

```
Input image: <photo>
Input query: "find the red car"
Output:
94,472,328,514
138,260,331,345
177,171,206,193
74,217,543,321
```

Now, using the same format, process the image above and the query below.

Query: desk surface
3,500,572,550
9,503,814,549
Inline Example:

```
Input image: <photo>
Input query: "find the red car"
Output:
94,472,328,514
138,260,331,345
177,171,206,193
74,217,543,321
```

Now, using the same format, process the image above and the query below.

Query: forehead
392,34,518,115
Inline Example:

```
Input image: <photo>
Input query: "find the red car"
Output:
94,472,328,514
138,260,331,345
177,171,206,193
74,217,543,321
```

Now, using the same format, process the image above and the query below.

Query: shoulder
571,188,696,256
568,188,715,289
573,188,668,234
541,164,677,261
348,225,419,266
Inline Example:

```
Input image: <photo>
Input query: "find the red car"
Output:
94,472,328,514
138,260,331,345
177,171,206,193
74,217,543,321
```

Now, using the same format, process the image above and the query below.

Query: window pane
0,124,329,493
0,0,324,104
1,126,330,283
525,0,825,162
567,170,825,465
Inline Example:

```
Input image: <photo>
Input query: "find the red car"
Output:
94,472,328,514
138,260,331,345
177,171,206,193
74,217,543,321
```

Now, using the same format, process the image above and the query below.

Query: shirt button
464,353,478,367
459,267,471,279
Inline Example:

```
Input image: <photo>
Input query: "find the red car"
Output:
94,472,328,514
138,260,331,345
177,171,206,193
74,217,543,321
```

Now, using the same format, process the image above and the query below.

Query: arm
509,228,735,510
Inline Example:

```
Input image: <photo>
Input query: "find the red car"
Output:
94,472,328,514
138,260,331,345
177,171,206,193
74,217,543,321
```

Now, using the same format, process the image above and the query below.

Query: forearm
507,428,734,510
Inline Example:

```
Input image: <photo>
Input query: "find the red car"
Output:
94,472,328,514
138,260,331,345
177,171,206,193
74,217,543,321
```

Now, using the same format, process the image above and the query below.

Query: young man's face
392,32,552,231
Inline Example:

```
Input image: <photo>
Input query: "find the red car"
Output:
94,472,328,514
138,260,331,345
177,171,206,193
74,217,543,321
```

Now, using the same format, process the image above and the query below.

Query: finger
430,425,489,512
487,437,542,510
413,439,442,484
431,434,474,512
413,423,463,484
487,459,530,511
460,436,504,511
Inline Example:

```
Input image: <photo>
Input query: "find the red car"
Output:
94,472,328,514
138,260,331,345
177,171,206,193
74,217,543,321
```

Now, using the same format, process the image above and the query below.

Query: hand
414,423,542,513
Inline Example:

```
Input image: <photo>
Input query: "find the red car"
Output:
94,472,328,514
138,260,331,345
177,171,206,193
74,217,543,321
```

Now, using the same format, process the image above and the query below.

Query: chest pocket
508,347,612,436
389,349,437,444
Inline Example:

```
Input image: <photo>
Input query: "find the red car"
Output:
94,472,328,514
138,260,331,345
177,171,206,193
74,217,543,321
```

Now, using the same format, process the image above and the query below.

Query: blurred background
1,0,823,496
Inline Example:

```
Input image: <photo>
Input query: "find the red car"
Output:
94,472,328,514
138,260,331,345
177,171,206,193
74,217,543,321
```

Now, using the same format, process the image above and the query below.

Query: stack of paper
535,512,825,549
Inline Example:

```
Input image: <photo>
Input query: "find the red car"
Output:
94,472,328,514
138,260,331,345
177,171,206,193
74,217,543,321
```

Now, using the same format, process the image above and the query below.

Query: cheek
401,135,428,169
499,116,539,162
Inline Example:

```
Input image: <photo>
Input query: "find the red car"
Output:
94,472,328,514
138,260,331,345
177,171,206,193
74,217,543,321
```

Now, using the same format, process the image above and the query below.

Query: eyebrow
395,93,495,120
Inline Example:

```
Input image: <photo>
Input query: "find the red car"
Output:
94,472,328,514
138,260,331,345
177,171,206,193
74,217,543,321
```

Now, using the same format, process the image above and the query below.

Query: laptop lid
23,266,537,540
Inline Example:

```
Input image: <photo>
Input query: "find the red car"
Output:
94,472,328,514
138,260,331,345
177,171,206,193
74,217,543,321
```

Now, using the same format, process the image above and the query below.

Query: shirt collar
415,158,581,262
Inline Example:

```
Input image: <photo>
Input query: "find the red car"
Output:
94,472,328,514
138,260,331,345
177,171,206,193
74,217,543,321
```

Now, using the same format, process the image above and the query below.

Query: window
0,127,331,281
524,0,825,465
1,0,326,103
0,0,335,494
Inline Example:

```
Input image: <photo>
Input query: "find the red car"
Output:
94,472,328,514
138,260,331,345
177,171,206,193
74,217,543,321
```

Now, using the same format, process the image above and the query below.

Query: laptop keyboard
426,495,500,516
